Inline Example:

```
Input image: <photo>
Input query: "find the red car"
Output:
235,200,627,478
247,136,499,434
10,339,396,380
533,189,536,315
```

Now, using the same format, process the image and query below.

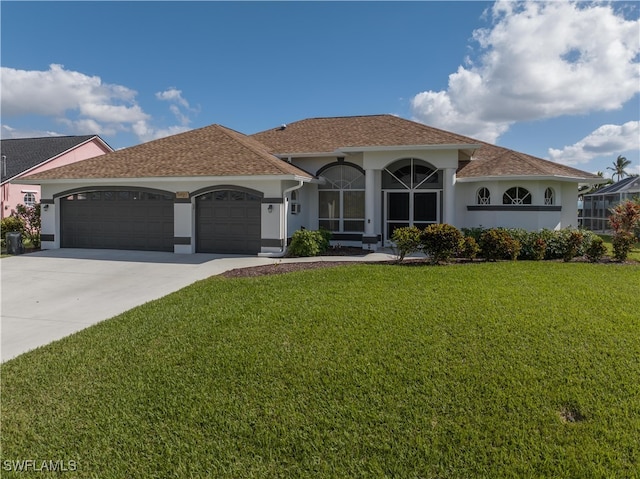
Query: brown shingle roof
25,124,312,180
25,115,599,182
458,143,601,180
253,114,598,180
251,114,479,153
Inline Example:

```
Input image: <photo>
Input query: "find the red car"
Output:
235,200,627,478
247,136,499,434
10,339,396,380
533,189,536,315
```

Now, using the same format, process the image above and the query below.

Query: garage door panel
196,190,262,254
61,191,174,252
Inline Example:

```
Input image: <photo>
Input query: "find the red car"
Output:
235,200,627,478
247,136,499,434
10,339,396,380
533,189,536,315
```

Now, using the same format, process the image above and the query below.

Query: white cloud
548,121,640,166
156,88,190,108
1,64,196,144
156,87,198,126
1,64,148,122
0,124,62,139
132,121,190,143
411,1,640,142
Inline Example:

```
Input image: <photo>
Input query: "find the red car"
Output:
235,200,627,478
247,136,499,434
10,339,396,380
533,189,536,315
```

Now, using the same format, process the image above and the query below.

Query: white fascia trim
275,151,348,159
456,175,603,183
19,175,315,185
338,143,481,153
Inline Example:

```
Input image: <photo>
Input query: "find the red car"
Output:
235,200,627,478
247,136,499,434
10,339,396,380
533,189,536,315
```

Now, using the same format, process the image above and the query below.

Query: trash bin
6,231,24,255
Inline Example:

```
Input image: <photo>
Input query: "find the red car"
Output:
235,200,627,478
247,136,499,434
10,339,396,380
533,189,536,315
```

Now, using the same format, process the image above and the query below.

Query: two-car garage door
61,190,175,251
60,188,262,254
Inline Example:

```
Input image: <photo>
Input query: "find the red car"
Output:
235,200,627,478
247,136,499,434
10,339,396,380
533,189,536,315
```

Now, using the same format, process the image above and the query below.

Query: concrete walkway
1,248,397,362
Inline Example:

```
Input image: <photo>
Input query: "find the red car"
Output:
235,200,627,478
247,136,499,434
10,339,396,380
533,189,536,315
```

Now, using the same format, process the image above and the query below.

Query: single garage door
196,190,261,254
61,190,174,251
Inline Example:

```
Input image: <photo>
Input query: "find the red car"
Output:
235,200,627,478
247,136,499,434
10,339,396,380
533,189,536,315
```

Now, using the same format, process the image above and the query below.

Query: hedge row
392,225,607,263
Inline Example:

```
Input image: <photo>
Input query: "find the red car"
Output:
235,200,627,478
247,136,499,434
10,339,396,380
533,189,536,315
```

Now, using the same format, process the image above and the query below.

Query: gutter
257,180,305,258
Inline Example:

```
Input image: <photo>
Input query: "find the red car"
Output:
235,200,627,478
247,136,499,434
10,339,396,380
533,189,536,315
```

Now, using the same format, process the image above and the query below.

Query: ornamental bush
391,226,422,262
287,229,331,257
421,223,464,264
585,236,607,263
479,228,521,261
612,232,635,262
562,229,584,262
459,236,480,260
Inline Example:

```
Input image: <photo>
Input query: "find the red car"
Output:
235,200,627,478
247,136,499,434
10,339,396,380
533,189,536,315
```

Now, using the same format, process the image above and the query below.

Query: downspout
258,180,305,258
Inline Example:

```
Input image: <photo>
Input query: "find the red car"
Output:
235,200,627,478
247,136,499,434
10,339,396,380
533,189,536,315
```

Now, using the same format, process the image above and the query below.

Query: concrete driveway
1,249,281,362
2,248,397,362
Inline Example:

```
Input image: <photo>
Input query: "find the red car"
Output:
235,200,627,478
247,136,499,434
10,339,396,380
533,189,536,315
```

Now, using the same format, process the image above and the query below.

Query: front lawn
1,262,639,478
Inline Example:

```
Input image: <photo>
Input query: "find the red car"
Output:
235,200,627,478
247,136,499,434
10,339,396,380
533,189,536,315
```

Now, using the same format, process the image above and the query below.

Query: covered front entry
382,158,442,242
195,189,262,254
60,189,174,251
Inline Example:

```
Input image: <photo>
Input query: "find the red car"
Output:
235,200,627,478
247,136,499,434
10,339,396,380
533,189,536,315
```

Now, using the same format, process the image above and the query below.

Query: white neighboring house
581,176,640,232
21,115,602,255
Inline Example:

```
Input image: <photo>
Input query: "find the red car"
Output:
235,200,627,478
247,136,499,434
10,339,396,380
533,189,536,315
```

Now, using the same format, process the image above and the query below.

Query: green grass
2,262,639,478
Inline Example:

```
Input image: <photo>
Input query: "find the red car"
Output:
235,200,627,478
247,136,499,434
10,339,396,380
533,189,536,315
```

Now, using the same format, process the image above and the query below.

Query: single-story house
581,176,640,232
21,115,601,255
1,135,112,218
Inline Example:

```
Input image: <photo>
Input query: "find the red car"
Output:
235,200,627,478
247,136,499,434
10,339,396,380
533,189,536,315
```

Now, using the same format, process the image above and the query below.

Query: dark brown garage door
196,190,261,254
60,190,174,251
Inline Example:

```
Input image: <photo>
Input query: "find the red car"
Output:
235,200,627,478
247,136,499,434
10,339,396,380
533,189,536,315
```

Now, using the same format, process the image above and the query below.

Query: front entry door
385,191,439,242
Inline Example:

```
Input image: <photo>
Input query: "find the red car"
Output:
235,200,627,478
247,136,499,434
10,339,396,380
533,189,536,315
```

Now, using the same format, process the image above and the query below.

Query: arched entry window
382,158,442,241
318,163,365,232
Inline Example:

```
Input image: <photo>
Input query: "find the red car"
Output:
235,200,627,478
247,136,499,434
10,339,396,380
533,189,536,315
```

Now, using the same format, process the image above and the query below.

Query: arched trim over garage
57,186,175,251
190,185,264,200
193,185,263,254
54,185,176,200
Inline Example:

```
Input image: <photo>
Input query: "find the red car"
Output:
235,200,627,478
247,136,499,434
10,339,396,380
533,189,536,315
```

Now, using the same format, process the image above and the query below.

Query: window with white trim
23,192,37,206
477,187,490,205
544,187,554,205
503,187,531,205
318,164,365,232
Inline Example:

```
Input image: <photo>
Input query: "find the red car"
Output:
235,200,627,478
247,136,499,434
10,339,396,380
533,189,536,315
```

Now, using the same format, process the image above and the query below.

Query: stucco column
443,167,456,226
363,168,378,249
40,199,57,249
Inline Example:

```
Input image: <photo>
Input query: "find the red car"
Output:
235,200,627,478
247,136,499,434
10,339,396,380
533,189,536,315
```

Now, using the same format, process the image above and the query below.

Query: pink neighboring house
1,135,112,218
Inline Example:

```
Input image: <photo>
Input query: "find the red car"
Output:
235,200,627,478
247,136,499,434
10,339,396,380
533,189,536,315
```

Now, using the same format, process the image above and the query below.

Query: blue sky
2,1,639,177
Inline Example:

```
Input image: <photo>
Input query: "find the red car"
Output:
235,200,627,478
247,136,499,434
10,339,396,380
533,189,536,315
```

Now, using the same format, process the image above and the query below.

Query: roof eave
19,174,314,185
339,143,481,153
456,174,603,183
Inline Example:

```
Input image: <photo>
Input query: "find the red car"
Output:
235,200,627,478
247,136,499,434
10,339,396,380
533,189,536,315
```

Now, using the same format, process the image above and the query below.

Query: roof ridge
214,125,300,176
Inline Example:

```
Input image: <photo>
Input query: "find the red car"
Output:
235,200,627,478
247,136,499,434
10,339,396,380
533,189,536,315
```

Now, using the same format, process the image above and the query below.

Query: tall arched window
318,163,365,232
503,187,531,205
382,158,441,240
477,187,490,205
544,188,554,205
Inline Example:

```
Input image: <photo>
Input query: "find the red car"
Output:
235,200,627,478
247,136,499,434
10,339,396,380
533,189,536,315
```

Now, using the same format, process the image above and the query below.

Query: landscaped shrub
287,229,330,257
505,229,546,261
612,233,635,262
421,223,464,264
1,216,26,251
461,227,485,243
562,230,584,262
479,228,521,261
458,235,480,260
391,226,422,262
11,204,41,249
585,236,607,263
609,200,640,261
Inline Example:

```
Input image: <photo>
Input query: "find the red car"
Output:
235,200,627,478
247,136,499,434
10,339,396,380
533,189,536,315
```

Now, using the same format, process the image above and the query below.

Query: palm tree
607,155,631,182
